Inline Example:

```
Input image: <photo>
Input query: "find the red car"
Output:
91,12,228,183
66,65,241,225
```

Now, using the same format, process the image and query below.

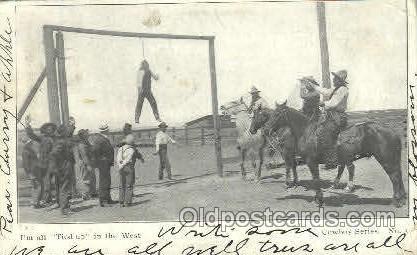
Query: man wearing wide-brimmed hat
91,123,116,206
306,70,349,170
248,86,269,114
299,76,320,119
154,122,175,180
24,116,58,204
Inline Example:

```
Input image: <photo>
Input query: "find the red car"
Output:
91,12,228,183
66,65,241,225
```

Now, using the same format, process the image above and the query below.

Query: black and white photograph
14,0,409,226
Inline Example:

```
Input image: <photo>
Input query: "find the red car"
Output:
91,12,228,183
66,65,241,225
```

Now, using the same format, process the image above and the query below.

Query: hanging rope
141,39,145,59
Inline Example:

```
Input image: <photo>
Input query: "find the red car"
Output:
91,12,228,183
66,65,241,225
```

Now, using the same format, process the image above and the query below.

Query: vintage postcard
1,0,417,254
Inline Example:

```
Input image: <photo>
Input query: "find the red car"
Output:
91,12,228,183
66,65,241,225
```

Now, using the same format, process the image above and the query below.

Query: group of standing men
22,115,177,214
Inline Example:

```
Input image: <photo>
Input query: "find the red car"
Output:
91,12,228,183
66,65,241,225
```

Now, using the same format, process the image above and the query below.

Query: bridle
264,107,289,135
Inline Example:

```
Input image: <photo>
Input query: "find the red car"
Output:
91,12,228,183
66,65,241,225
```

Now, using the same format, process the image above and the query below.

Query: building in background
185,114,235,129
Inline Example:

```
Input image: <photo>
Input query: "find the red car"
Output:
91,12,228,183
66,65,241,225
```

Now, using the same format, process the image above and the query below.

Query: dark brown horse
250,101,406,207
250,108,299,187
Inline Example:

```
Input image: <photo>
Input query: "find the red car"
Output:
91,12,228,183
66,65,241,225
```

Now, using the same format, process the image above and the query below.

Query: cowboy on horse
305,70,349,169
299,76,320,119
248,86,269,114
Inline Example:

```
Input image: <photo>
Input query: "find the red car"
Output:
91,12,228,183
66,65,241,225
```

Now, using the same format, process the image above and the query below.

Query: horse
220,98,267,180
250,101,406,207
247,101,321,188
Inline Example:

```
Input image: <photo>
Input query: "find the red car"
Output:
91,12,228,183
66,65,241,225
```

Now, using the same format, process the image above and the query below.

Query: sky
16,0,407,130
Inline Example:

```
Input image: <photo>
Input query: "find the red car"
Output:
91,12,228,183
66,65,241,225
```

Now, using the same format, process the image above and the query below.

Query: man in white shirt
306,70,349,169
117,134,143,207
135,60,161,124
154,122,175,180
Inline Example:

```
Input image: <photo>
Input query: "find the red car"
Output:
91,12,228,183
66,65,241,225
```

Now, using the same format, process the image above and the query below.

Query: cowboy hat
99,123,109,132
39,122,57,135
249,86,261,94
158,122,168,128
298,76,320,86
331,70,348,84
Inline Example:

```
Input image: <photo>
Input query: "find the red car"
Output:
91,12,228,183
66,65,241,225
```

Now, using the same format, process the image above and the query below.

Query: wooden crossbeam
17,68,47,122
44,25,214,40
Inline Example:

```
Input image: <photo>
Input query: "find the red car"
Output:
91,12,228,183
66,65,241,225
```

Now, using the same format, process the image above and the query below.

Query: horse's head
264,100,290,133
249,105,270,134
220,97,248,116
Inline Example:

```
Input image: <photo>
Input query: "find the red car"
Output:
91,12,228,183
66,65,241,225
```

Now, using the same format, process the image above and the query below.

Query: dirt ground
17,109,408,223
18,143,409,223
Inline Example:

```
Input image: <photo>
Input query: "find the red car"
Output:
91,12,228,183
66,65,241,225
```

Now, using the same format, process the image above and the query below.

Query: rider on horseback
299,76,320,119
248,86,269,113
306,70,349,170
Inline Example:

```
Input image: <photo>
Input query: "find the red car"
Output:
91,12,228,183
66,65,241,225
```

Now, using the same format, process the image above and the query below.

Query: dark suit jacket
89,133,114,167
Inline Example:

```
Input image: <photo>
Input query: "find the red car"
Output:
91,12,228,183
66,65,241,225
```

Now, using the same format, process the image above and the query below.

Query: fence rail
107,126,237,147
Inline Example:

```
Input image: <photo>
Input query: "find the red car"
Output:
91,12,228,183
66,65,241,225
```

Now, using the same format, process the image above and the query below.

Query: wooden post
172,127,176,139
316,1,331,89
208,38,223,176
17,68,46,122
43,26,61,124
55,31,70,124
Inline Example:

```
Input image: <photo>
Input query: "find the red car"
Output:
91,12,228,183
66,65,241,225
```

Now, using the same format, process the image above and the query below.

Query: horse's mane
273,105,308,121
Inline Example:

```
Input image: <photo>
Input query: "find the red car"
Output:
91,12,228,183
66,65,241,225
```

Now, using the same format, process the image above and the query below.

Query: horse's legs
375,154,405,207
240,148,247,179
344,163,355,193
331,163,345,189
256,148,264,181
307,158,323,206
292,157,298,186
283,152,292,188
386,169,403,207
284,151,297,188
377,160,403,207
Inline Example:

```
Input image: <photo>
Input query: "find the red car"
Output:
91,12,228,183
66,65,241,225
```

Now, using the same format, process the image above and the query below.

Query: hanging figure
135,60,162,124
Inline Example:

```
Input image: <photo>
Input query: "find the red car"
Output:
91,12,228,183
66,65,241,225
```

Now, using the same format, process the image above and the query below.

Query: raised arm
314,86,333,98
25,125,41,143
324,86,348,110
168,134,176,144
150,70,159,81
